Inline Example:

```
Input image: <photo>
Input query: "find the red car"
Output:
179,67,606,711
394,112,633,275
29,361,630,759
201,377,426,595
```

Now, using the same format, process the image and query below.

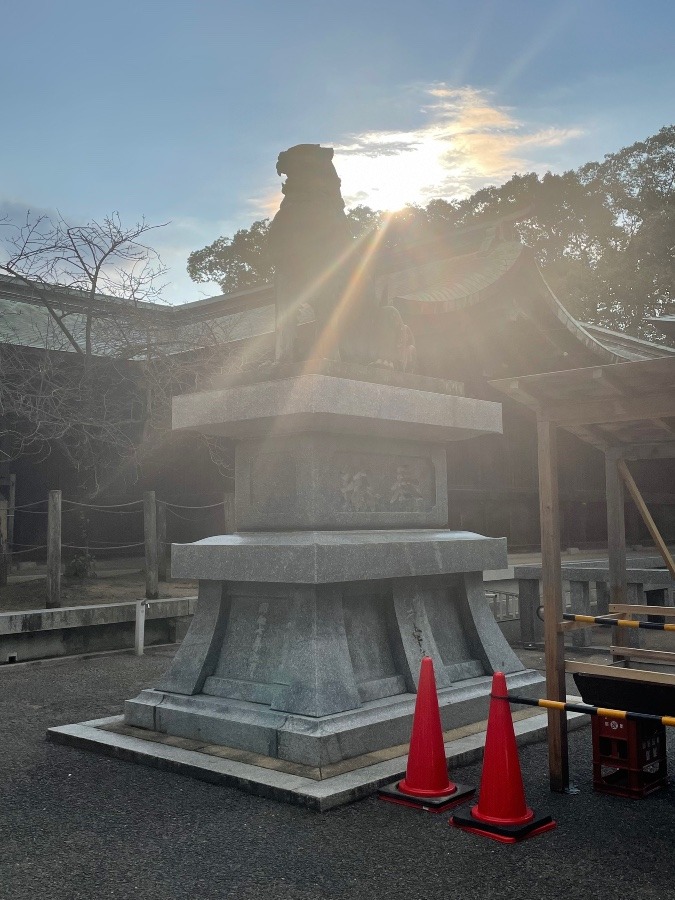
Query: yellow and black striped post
497,693,675,728
562,613,675,632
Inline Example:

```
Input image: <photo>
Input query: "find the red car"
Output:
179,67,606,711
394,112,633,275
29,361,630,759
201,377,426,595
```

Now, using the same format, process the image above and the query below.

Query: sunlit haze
1,0,673,302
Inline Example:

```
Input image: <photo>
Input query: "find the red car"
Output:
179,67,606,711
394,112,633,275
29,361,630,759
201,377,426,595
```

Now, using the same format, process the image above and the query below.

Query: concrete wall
0,598,196,664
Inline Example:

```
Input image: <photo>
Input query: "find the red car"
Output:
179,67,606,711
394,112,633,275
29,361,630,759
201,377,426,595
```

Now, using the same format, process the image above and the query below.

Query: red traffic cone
450,672,556,842
379,657,474,812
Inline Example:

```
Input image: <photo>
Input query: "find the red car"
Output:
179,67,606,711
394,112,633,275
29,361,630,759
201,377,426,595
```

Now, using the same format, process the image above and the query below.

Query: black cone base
378,780,475,813
450,807,556,843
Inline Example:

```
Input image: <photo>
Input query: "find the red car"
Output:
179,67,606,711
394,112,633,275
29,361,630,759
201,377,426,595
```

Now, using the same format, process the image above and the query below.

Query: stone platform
49,701,588,810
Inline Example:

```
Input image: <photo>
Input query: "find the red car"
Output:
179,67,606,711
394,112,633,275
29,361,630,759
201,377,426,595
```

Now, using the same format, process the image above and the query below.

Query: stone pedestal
125,367,542,767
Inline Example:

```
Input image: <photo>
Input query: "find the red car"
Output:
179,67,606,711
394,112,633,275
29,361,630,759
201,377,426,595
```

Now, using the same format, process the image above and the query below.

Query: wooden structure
491,356,675,791
4,229,675,554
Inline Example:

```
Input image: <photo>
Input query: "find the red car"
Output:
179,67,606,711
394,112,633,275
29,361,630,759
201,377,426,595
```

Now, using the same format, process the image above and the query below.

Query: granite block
172,374,502,443
123,668,544,768
156,581,228,695
171,530,508,584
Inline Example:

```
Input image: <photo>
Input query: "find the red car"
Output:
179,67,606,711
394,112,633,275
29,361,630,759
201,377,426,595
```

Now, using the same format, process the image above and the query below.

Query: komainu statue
268,144,415,372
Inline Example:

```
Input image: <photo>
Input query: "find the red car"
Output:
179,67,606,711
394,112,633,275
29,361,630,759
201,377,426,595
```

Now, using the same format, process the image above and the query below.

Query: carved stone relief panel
332,451,435,513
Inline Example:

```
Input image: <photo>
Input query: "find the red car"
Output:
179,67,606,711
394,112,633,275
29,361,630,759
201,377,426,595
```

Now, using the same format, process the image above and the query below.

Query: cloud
329,84,582,211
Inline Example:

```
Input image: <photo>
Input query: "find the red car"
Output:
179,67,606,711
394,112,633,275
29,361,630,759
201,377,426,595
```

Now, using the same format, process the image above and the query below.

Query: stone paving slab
47,701,588,811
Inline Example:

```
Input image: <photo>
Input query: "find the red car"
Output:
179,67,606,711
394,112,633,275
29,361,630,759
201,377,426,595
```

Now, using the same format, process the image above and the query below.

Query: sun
335,136,447,212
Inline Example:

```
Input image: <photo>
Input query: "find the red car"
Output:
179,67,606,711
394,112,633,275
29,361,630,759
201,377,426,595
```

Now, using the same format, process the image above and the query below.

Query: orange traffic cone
450,672,556,842
379,657,475,812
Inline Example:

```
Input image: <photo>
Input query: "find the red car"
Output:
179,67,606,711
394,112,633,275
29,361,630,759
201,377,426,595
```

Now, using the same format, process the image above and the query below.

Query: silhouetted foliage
187,127,675,337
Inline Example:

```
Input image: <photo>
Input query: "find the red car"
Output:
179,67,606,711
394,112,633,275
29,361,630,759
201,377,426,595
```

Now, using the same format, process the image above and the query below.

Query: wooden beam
610,646,675,666
547,393,675,426
606,442,675,461
565,659,675,687
611,604,675,617
617,459,675,579
568,424,612,452
537,417,569,792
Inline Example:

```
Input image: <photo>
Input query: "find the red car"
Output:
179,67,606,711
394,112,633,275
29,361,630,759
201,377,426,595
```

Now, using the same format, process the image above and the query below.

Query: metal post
144,491,159,600
47,490,62,609
135,599,147,656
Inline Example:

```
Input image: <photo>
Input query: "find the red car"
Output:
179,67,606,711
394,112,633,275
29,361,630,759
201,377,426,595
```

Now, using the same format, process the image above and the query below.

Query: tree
187,207,393,294
0,212,231,510
438,128,675,335
187,127,674,337
577,126,675,334
187,218,274,293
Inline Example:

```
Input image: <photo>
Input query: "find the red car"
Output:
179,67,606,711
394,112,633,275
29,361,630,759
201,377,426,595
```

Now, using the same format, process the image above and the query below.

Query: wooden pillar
156,501,169,582
47,490,62,609
7,474,15,564
605,454,627,652
144,491,159,600
0,498,8,588
537,417,569,792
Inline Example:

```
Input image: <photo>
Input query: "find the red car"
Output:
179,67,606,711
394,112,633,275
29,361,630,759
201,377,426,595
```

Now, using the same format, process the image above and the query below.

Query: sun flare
330,85,581,212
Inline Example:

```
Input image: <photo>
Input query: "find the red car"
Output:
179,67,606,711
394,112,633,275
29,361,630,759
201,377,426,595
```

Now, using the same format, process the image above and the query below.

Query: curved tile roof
391,241,523,314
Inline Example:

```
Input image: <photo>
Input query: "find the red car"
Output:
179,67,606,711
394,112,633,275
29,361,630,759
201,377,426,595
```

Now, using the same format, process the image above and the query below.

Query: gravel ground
1,648,674,900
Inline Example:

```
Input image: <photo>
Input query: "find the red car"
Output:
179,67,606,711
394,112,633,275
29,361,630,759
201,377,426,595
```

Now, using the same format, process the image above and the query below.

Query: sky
1,0,674,303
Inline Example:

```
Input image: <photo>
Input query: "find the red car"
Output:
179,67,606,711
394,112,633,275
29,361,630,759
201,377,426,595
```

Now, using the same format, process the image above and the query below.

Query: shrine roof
490,356,675,452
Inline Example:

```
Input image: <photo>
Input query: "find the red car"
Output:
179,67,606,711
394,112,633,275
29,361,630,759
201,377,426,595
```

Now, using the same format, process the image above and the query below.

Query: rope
563,613,675,632
4,545,47,555
62,542,145,551
9,500,48,510
7,541,48,547
62,499,143,509
63,537,147,546
64,507,143,515
162,501,225,510
15,504,141,515
501,693,675,729
165,508,208,522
